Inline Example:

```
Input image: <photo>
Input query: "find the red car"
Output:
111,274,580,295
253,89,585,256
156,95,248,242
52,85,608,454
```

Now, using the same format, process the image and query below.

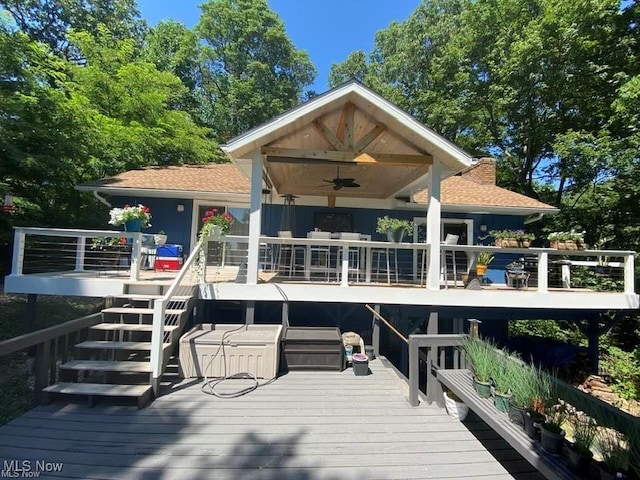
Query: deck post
537,251,549,293
245,301,255,325
426,160,442,290
624,252,635,295
372,304,380,356
281,302,289,327
408,335,419,406
75,236,86,272
129,232,142,281
150,298,167,396
426,310,438,334
246,151,263,285
11,228,26,275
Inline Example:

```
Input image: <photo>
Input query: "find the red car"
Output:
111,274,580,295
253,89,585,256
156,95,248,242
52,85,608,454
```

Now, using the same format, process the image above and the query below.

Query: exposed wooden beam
327,195,336,207
311,119,344,151
262,147,433,166
342,102,355,149
381,165,431,198
354,124,386,153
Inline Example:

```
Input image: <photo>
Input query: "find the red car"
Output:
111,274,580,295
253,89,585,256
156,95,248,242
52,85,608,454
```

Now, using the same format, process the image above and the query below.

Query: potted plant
108,204,152,232
490,229,535,248
505,261,530,289
376,216,413,243
507,361,538,427
548,229,586,250
566,410,597,474
443,390,469,421
199,209,234,241
461,337,496,398
89,236,127,267
540,402,568,456
154,230,167,245
491,353,513,413
597,429,629,480
475,251,494,276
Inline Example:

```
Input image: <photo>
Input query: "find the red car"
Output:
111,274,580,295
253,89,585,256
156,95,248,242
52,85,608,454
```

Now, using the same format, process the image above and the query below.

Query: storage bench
282,327,344,371
179,324,283,379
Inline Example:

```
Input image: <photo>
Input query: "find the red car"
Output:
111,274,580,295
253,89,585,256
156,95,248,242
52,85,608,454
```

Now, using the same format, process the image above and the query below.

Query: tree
196,0,316,140
0,0,146,60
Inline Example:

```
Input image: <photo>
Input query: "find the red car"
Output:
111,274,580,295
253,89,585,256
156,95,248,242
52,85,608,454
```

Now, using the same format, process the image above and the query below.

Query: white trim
76,185,250,203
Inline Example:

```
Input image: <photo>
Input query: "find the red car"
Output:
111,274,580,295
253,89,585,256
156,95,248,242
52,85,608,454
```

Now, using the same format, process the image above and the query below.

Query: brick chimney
461,157,496,185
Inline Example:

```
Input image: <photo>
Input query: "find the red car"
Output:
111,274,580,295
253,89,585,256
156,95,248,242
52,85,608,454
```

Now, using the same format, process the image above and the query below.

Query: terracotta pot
551,240,564,249
565,240,578,250
476,265,487,276
519,240,531,248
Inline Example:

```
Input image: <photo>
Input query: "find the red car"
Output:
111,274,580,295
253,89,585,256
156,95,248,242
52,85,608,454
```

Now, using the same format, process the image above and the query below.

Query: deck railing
0,312,103,405
149,241,201,394
11,227,144,281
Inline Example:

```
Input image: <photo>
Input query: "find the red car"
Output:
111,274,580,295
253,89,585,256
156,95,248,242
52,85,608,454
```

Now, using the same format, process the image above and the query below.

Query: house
3,81,637,401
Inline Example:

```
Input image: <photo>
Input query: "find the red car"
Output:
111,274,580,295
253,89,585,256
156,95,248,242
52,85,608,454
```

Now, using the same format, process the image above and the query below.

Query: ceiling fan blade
333,184,342,191
340,178,356,183
322,179,334,183
343,182,360,188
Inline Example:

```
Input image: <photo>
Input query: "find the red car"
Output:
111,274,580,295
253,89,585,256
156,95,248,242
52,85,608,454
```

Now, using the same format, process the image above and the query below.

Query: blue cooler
156,244,183,258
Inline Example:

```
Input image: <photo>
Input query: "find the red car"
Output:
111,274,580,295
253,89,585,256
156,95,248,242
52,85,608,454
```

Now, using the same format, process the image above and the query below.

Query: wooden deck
0,359,544,480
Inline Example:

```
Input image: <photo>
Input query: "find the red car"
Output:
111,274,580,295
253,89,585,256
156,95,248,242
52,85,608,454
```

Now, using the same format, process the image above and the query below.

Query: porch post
426,159,442,290
247,151,263,285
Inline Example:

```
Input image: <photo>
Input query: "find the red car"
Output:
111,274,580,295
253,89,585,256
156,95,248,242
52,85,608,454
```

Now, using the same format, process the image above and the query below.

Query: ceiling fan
322,167,360,190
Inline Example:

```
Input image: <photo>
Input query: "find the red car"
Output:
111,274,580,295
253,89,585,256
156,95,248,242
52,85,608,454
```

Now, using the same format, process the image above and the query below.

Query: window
313,212,353,233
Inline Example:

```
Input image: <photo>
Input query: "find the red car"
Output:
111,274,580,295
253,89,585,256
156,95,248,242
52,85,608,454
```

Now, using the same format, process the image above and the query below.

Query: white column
624,253,635,295
247,151,263,285
75,237,86,272
129,232,142,281
537,251,548,293
11,229,26,275
426,160,442,290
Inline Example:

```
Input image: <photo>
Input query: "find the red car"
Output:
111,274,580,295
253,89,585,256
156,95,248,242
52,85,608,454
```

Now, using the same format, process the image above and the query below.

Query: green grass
0,288,103,424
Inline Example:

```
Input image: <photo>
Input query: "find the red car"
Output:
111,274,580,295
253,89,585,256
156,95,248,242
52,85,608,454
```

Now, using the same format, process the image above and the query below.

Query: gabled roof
222,81,473,198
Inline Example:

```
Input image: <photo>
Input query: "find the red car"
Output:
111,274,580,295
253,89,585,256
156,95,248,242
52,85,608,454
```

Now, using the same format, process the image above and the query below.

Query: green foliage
601,345,640,401
509,319,585,345
597,429,630,474
489,229,535,241
375,216,412,234
571,266,624,292
476,251,494,266
461,337,497,383
569,412,598,456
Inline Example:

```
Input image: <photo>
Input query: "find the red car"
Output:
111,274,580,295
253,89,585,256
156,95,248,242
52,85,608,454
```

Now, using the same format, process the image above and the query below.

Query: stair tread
43,382,151,397
114,294,192,301
91,323,179,332
75,341,168,350
60,360,151,373
102,307,186,315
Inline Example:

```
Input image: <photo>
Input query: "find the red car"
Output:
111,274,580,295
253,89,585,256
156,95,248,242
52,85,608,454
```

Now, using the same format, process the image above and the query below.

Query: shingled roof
77,161,557,213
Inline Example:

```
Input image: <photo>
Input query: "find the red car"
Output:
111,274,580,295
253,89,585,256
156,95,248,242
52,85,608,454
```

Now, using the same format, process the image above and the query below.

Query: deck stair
43,281,196,408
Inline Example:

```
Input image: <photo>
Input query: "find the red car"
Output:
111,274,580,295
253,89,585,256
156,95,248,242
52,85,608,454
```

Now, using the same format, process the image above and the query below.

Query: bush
601,345,640,401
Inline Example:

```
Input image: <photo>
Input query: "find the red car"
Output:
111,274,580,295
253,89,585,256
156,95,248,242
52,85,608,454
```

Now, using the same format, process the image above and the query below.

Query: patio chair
276,231,305,278
308,231,333,281
338,232,362,282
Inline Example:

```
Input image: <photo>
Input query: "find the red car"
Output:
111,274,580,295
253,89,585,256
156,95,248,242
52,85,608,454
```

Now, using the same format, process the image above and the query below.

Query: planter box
282,327,344,371
179,324,283,379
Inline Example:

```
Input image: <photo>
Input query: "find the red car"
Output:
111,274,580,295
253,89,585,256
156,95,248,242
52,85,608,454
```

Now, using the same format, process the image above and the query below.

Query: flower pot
154,234,167,245
209,225,224,238
124,219,142,232
566,444,593,474
507,402,526,426
493,391,511,413
386,228,406,243
540,424,565,456
551,240,564,249
598,466,627,480
444,391,469,421
564,240,578,250
519,240,531,248
524,411,543,440
476,265,487,276
473,377,492,398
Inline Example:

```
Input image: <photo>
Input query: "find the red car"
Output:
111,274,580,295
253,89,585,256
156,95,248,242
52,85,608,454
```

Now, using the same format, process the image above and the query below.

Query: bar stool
441,234,459,289
338,232,361,282
276,231,305,278
372,247,398,283
308,231,332,281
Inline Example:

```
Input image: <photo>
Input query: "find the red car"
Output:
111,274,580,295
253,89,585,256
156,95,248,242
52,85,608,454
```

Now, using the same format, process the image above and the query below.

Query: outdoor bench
436,368,582,480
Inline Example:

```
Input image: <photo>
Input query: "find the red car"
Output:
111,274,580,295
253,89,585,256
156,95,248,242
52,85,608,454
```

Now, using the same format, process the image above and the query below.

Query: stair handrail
150,241,203,394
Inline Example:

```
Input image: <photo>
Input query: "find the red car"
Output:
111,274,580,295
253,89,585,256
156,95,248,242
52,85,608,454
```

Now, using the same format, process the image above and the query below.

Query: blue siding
110,196,194,251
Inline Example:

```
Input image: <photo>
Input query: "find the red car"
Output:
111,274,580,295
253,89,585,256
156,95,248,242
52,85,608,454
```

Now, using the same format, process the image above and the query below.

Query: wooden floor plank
0,359,543,480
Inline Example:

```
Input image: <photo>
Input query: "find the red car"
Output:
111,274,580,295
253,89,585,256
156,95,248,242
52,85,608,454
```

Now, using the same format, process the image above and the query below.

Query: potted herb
376,216,413,243
154,230,167,245
548,229,586,250
491,353,513,413
490,229,535,248
475,251,494,276
507,362,537,427
443,390,469,421
597,429,629,480
461,337,496,398
566,410,597,474
523,368,552,440
540,402,568,456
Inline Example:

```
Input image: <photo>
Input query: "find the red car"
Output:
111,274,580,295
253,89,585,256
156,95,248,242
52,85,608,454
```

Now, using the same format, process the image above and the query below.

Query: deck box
154,256,183,271
155,244,183,258
282,327,344,371
179,324,283,379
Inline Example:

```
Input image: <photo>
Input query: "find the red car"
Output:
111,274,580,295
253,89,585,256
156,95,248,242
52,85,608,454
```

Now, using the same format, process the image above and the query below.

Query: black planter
566,444,593,474
523,411,543,440
540,424,565,456
507,402,526,426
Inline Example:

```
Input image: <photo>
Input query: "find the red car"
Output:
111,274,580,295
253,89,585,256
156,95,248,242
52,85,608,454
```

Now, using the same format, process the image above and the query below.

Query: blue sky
136,0,419,92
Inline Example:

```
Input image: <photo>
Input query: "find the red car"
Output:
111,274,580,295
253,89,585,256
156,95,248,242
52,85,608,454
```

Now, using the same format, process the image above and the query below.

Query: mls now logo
2,460,63,478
